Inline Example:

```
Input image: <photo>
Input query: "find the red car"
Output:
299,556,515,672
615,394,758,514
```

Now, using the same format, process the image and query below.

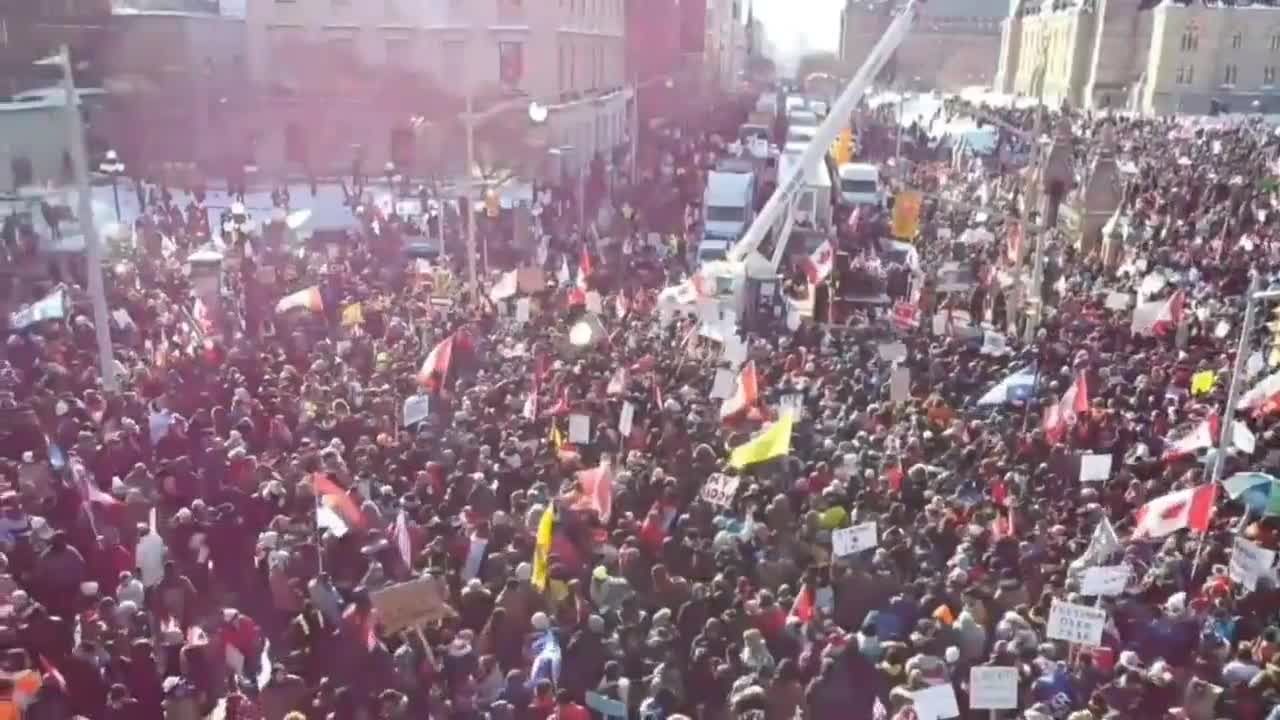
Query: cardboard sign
618,403,636,440
890,366,911,404
1079,453,1113,482
402,395,430,427
1081,565,1129,597
969,666,1018,710
569,414,591,444
515,297,531,323
1230,535,1277,591
701,474,740,508
832,521,877,556
911,683,960,720
1046,600,1106,645
370,577,456,633
516,267,545,294
710,369,736,400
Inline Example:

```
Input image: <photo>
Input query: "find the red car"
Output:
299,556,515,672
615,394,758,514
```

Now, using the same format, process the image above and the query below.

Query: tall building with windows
241,0,627,178
997,1,1280,115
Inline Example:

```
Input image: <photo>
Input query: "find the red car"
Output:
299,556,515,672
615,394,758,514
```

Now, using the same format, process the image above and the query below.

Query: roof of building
847,0,1007,18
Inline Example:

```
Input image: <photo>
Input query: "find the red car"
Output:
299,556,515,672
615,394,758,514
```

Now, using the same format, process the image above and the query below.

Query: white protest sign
1230,535,1277,591
1046,600,1106,645
568,414,591,444
911,682,960,720
890,366,911,404
722,335,748,365
585,291,603,315
515,297,531,323
618,402,635,438
969,666,1018,710
877,341,907,363
1081,565,1129,597
402,395,430,427
1105,291,1131,311
1079,453,1113,482
831,522,877,557
779,394,805,420
710,369,736,400
701,474,741,508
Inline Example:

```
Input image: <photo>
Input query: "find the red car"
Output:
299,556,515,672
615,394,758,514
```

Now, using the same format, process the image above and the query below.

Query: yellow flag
550,423,564,452
1190,370,1217,396
891,190,923,240
531,505,555,591
341,303,364,327
728,413,795,469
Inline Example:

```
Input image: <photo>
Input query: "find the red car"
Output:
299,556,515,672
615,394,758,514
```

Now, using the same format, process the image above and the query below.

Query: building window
10,157,33,188
1224,64,1238,86
1272,34,1280,51
1266,66,1277,86
385,37,412,68
1232,33,1242,50
443,40,466,78
390,127,414,168
285,123,308,165
1181,27,1198,52
1176,65,1194,85
498,41,524,87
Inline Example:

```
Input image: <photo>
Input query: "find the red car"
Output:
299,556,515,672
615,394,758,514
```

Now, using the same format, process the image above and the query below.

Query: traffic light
831,128,854,166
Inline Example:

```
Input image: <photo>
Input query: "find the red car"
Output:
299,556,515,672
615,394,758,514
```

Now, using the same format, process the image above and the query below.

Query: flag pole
1192,272,1261,582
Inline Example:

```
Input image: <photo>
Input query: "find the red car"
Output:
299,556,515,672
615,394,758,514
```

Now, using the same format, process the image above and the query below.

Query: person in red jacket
219,608,262,677
552,689,590,720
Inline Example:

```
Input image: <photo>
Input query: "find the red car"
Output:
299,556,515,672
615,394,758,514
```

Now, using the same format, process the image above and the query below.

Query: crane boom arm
728,0,925,266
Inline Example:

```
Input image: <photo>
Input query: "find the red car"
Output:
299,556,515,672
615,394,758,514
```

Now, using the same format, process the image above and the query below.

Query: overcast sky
753,0,844,60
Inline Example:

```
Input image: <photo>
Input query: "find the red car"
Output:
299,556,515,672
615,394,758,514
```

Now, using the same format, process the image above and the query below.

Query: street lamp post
99,149,125,220
51,45,117,391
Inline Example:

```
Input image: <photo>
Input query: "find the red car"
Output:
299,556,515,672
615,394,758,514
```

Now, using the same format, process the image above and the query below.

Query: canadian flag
1133,484,1217,539
392,509,412,570
274,286,324,314
577,246,593,290
720,361,760,421
1240,370,1280,417
417,335,455,391
803,239,836,284
1162,413,1219,460
1130,291,1185,336
1043,372,1089,443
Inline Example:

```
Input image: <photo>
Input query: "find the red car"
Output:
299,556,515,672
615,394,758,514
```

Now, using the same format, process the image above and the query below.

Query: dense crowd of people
1,85,1280,720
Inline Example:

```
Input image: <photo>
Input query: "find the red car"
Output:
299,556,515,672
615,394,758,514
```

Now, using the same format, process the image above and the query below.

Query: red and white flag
313,472,367,533
417,335,455,391
274,286,324,314
1133,484,1217,539
803,239,835,284
1043,372,1089,443
572,463,614,522
720,361,760,421
892,302,919,331
392,509,412,570
607,366,629,396
1162,413,1219,460
1130,291,1185,336
1240,370,1280,417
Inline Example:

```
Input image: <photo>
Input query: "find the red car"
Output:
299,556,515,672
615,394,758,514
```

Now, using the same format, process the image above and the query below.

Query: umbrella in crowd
4,86,1280,720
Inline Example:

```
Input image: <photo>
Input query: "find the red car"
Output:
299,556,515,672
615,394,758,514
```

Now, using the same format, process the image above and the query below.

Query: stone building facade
840,0,1003,90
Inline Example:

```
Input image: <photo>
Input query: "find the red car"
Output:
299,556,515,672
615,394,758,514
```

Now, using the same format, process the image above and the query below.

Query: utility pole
1214,273,1267,483
464,86,478,300
57,45,117,392
630,76,640,186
